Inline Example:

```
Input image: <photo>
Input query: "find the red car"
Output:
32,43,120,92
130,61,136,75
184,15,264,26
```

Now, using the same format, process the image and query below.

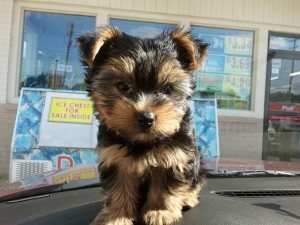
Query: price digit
232,38,237,49
241,38,246,49
240,58,245,69
231,57,236,69
245,58,251,70
231,77,236,86
240,77,244,89
247,39,252,50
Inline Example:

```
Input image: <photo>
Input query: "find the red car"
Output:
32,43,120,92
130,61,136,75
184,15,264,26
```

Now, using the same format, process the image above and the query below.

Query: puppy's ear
77,26,121,68
170,28,209,71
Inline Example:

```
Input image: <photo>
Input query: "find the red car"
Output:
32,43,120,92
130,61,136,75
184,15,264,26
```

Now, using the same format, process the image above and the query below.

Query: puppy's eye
161,84,173,95
117,81,130,92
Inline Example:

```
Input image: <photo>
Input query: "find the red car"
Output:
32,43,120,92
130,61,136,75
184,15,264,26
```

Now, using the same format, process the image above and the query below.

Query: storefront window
109,18,176,38
20,11,96,91
269,35,299,51
191,26,254,110
264,32,300,161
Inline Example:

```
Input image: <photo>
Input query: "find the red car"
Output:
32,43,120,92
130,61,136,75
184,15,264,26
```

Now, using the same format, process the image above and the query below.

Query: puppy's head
78,26,208,143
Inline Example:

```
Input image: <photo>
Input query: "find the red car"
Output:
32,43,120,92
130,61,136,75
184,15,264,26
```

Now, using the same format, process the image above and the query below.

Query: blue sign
189,99,220,159
10,88,98,182
202,54,225,74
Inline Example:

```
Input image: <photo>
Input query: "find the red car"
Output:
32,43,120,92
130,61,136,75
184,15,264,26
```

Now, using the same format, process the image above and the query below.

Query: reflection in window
269,36,298,51
296,39,300,52
20,11,95,91
269,33,300,104
270,59,300,104
191,26,254,110
109,18,176,38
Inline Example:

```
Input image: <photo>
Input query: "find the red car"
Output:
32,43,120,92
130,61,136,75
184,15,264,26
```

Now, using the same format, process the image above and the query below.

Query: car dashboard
1,177,300,225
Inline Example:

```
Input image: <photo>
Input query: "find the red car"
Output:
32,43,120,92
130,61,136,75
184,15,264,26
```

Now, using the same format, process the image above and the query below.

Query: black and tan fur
78,26,208,225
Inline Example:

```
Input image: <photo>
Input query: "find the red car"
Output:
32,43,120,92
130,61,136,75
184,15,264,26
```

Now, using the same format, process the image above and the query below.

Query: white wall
0,0,14,104
45,0,300,26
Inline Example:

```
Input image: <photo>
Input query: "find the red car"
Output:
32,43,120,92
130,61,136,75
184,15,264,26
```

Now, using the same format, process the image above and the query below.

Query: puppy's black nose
138,112,155,129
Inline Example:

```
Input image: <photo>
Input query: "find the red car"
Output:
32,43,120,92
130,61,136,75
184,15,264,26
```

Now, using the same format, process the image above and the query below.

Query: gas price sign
223,75,251,94
224,56,252,75
225,36,253,55
191,26,254,110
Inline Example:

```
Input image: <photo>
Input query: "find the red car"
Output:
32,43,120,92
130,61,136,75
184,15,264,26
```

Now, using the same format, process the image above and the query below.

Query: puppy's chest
99,143,190,176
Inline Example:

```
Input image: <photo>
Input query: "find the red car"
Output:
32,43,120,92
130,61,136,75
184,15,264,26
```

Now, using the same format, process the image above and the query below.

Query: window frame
189,24,255,111
7,3,99,104
18,10,96,92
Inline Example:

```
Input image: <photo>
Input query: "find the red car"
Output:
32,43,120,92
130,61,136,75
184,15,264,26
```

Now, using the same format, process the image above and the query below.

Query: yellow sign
223,75,251,95
52,168,97,184
49,98,94,124
225,36,253,55
224,56,252,75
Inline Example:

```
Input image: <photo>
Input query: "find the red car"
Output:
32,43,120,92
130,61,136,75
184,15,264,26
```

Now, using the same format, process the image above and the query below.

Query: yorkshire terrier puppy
78,26,208,225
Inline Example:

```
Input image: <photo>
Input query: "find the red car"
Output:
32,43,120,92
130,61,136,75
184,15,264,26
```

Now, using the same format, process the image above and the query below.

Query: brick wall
218,116,264,160
0,104,17,176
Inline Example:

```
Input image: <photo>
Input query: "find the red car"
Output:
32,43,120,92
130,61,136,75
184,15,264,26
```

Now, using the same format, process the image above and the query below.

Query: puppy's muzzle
138,112,155,129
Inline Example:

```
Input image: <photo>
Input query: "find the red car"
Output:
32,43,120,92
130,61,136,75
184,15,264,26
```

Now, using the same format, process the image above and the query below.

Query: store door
263,33,300,162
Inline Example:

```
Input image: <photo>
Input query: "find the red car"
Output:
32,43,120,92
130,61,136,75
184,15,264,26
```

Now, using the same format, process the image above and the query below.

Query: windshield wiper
51,178,101,192
0,178,101,203
207,170,300,178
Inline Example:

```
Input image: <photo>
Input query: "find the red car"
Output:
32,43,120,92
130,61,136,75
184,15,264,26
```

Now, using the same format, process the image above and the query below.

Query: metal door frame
262,32,300,160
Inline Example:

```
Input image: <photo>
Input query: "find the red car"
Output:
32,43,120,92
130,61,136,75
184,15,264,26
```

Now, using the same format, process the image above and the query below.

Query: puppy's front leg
141,168,184,225
91,161,139,225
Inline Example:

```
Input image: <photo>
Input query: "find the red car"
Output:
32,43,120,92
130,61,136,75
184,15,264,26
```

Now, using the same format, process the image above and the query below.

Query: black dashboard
1,177,300,225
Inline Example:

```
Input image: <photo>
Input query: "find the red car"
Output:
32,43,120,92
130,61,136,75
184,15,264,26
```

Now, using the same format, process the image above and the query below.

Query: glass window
191,26,254,110
20,11,96,91
265,33,300,162
269,35,296,51
296,39,300,52
269,58,300,103
109,18,176,38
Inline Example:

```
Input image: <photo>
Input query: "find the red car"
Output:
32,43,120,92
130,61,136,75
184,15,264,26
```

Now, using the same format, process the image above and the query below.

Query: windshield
1,0,300,200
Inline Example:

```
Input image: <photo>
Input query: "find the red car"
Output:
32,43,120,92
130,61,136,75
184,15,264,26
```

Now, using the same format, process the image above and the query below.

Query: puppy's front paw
90,215,134,225
142,209,182,225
